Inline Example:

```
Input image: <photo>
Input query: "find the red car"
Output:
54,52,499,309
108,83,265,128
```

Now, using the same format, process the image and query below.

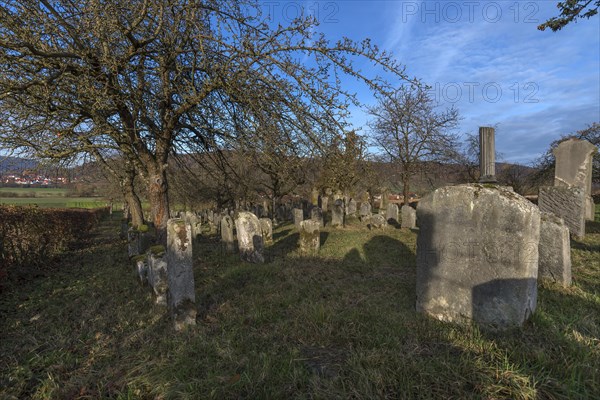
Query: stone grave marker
235,212,265,263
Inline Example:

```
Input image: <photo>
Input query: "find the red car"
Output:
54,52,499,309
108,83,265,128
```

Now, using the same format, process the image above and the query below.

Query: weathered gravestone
134,256,148,285
166,219,197,330
260,218,273,244
359,202,372,222
538,186,586,238
299,220,320,255
331,199,345,227
321,196,329,212
220,215,236,253
386,203,399,225
310,207,324,227
401,205,417,229
147,247,168,305
416,184,540,330
538,212,572,286
552,138,596,220
369,214,387,229
347,199,358,216
293,208,304,229
235,212,264,263
311,188,319,206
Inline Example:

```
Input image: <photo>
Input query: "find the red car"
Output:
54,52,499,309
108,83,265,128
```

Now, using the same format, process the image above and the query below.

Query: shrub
0,205,110,290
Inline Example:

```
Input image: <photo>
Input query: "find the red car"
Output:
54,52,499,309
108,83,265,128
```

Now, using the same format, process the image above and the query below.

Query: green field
0,213,599,399
0,187,109,208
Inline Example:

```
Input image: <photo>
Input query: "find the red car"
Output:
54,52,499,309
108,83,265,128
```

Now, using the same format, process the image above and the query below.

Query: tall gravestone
260,218,273,244
538,212,572,286
166,219,197,330
235,212,264,263
416,185,540,330
401,204,417,229
539,186,586,238
359,202,372,222
331,199,345,227
552,138,597,221
293,208,304,229
299,220,320,255
310,207,324,227
220,215,236,253
347,199,358,216
147,247,168,305
321,196,329,212
479,127,497,183
386,203,399,225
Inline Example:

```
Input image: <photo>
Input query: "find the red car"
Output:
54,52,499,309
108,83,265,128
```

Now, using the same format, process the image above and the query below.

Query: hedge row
0,205,110,287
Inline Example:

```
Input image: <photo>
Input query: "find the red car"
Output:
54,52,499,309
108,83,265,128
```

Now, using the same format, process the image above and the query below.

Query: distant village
1,170,76,187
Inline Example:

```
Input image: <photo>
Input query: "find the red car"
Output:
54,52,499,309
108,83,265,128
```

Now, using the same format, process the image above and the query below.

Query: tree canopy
0,0,408,241
538,0,600,31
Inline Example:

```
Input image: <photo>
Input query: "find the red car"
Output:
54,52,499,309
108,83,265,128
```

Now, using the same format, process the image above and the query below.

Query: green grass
0,197,109,209
1,213,599,399
0,187,70,197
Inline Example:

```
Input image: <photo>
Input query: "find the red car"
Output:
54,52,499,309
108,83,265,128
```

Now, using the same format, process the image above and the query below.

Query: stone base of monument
539,212,572,287
416,184,540,330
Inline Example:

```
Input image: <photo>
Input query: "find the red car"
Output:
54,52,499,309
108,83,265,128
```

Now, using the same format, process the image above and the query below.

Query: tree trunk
402,177,410,206
148,168,170,245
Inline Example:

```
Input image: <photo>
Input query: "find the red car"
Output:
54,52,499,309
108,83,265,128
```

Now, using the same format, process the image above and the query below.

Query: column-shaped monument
479,127,496,183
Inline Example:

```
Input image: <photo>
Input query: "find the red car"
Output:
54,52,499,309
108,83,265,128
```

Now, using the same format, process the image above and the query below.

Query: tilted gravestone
386,203,399,225
235,212,264,263
299,219,320,255
220,215,236,253
293,208,304,229
369,214,387,229
166,219,197,330
538,186,586,238
310,207,324,227
416,184,540,330
539,212,572,287
260,218,273,244
331,199,345,227
552,138,596,221
401,205,417,229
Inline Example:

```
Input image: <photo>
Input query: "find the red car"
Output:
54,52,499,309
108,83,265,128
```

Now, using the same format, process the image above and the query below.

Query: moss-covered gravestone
299,220,320,255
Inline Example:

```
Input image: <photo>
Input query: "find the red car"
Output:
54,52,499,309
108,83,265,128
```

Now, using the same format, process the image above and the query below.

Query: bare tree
367,84,460,204
0,0,408,243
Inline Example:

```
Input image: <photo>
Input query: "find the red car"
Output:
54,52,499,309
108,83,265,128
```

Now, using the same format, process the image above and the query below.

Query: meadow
0,187,110,209
0,212,598,399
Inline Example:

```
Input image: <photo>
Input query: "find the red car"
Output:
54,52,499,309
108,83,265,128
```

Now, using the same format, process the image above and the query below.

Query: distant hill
0,157,39,174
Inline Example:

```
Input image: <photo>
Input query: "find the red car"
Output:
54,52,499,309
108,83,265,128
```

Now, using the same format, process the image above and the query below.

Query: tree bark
402,177,410,206
148,168,170,245
122,179,144,228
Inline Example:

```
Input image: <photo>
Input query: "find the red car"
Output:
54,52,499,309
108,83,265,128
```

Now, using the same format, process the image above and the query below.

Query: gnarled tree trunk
148,168,170,245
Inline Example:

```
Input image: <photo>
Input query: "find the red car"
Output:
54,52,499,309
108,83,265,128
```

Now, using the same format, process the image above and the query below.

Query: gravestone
310,207,324,227
260,218,273,244
293,208,304,229
369,214,387,229
538,212,572,286
347,199,357,216
134,257,148,285
538,186,586,238
359,202,372,221
299,220,320,255
127,228,140,258
386,203,399,225
220,215,236,253
331,199,345,227
401,205,417,229
479,127,497,183
147,248,168,305
166,219,197,330
235,212,264,263
321,196,329,212
311,188,319,206
553,138,597,221
416,184,540,330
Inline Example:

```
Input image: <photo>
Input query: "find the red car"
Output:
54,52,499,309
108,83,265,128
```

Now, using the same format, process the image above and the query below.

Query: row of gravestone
415,137,596,331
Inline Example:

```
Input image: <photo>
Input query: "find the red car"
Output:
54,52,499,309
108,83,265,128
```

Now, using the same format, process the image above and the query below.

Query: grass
0,187,69,197
1,212,599,399
0,197,109,209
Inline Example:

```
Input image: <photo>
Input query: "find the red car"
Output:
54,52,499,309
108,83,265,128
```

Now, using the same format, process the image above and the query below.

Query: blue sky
264,1,600,164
